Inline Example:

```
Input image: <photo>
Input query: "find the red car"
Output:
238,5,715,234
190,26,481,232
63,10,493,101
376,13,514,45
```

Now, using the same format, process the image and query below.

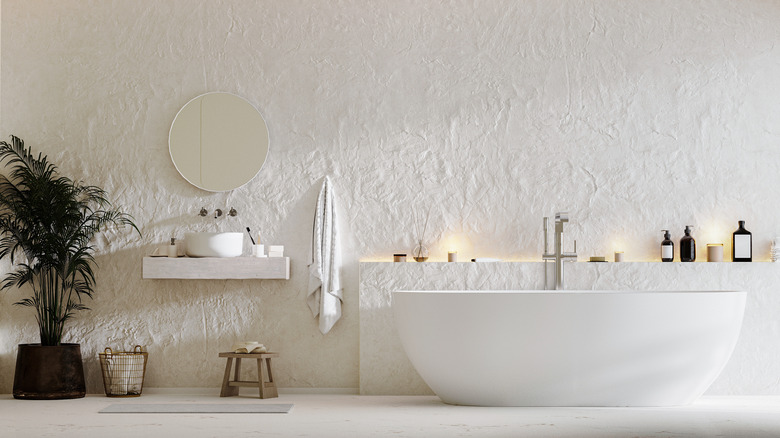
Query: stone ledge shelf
142,257,290,280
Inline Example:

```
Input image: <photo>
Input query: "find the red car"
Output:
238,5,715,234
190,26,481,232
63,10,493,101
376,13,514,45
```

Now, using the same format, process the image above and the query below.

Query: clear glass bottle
732,220,752,262
412,240,429,262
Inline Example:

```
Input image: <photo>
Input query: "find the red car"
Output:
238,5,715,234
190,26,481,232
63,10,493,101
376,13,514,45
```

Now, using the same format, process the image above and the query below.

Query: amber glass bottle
680,226,696,262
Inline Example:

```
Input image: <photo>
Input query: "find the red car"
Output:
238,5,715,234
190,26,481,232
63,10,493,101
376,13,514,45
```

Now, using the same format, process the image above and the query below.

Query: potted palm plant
0,136,138,399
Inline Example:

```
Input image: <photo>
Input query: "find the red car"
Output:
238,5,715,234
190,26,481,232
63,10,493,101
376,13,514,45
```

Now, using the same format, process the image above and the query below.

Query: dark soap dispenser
680,226,696,262
732,220,752,262
661,230,674,262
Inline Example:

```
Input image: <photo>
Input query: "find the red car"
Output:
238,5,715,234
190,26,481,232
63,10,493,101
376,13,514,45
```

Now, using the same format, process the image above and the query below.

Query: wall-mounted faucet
542,212,578,290
197,207,238,218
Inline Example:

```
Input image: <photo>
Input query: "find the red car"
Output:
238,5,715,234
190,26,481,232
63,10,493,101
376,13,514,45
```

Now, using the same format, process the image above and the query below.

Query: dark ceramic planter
13,343,86,400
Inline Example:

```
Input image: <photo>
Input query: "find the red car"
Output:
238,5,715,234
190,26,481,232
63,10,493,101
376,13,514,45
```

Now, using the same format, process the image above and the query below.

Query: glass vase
412,241,429,262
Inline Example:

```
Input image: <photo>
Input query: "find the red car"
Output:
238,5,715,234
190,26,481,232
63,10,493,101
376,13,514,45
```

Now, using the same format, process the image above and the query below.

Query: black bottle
732,220,752,262
680,226,696,262
661,230,674,262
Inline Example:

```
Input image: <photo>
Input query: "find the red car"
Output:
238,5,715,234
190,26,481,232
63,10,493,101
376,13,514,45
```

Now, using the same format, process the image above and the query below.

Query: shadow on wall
0,244,283,394
0,177,361,394
275,176,361,379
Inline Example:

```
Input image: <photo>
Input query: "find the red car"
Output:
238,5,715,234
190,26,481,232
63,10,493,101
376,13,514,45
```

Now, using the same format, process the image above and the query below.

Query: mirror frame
168,92,270,192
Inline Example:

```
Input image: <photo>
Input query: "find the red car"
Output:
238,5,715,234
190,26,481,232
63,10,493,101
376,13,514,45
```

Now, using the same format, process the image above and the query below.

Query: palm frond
14,297,37,308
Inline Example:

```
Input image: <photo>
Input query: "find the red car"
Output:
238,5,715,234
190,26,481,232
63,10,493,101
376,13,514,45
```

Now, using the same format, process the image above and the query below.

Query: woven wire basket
99,345,148,397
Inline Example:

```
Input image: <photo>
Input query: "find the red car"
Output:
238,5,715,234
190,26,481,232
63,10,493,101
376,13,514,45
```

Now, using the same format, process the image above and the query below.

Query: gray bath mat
99,403,293,414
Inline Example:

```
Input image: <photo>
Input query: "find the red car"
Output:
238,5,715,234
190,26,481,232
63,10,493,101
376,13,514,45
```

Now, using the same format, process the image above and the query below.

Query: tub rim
395,289,745,295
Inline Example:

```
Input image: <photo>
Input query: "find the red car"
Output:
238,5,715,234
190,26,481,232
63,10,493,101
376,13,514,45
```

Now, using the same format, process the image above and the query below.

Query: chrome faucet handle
562,240,578,259
228,207,238,217
199,207,208,217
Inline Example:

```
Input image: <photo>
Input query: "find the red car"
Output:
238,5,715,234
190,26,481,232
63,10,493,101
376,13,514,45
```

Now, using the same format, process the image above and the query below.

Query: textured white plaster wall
1,0,779,393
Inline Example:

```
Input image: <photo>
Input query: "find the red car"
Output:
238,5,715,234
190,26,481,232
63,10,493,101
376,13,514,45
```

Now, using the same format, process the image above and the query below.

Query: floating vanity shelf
142,257,290,280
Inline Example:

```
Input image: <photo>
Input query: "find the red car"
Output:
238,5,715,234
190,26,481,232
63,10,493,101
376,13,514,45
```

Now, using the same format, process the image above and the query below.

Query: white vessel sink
185,232,243,258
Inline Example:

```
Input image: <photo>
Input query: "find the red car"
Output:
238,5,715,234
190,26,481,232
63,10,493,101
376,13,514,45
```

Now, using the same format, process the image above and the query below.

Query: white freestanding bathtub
393,290,746,407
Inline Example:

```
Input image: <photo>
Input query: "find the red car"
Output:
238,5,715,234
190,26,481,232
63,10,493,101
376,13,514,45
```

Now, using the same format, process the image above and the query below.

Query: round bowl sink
185,232,243,258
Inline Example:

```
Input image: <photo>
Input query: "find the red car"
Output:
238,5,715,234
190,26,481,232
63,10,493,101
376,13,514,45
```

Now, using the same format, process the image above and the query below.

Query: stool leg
220,357,238,397
259,357,278,399
265,357,278,398
266,358,275,384
234,358,242,382
257,358,266,398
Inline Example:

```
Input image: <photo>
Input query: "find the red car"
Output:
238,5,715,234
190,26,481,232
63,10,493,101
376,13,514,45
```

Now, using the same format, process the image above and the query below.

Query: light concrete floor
2,393,780,437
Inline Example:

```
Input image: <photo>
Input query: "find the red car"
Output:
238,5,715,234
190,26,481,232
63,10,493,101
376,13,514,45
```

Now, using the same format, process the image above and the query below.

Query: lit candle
614,251,624,262
448,251,458,263
707,244,723,262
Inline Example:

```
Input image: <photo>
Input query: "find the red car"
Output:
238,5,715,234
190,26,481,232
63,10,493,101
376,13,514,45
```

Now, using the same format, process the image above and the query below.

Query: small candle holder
393,253,407,262
448,251,458,263
614,251,624,262
707,244,723,262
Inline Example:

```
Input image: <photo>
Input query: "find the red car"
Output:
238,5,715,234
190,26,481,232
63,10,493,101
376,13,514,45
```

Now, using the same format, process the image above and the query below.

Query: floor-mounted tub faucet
542,212,578,290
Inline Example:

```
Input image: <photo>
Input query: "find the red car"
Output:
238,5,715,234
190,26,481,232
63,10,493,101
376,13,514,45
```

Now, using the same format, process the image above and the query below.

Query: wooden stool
219,352,279,399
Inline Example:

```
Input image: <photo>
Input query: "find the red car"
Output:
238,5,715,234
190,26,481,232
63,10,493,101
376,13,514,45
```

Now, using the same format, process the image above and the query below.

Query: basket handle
133,345,143,353
104,347,113,355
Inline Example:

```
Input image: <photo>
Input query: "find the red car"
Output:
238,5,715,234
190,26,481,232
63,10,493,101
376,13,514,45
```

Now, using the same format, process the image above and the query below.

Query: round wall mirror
169,92,269,192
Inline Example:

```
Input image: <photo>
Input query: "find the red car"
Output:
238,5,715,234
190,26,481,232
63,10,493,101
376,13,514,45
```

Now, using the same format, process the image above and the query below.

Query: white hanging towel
307,176,343,334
